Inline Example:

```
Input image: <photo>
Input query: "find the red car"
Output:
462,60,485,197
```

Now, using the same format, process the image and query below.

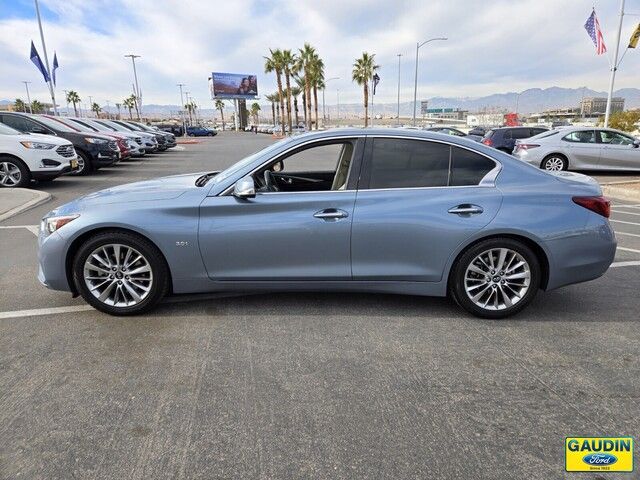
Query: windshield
31,115,77,132
0,123,21,135
209,137,292,186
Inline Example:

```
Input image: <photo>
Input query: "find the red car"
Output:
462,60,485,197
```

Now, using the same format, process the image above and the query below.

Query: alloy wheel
543,157,565,171
83,243,153,307
464,248,531,311
0,161,22,186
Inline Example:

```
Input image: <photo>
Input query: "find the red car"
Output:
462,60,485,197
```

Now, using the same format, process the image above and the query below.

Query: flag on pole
30,40,50,82
629,23,640,49
52,52,59,86
584,9,607,55
372,73,380,95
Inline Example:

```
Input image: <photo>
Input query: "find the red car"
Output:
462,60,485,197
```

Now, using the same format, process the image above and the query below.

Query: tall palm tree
297,43,318,130
264,49,286,135
214,99,226,129
123,96,134,119
281,49,298,132
66,90,80,117
31,100,44,114
265,93,278,125
128,94,140,120
13,98,26,113
352,52,379,128
290,86,302,126
309,56,325,130
250,102,261,124
184,102,194,125
294,76,307,124
91,102,101,117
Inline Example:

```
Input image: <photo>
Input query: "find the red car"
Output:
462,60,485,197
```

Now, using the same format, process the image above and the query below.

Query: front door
598,130,640,170
351,137,503,282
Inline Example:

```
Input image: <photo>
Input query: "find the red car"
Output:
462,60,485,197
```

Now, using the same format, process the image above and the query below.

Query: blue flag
30,41,50,82
52,52,59,86
372,73,380,95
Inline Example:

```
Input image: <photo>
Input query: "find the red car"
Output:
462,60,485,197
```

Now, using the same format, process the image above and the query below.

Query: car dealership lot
1,133,640,479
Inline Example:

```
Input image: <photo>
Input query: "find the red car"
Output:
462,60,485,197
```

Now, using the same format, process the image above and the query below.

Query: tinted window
502,130,512,140
563,130,595,143
531,128,547,136
32,115,76,132
599,130,634,145
450,147,496,186
1,115,37,133
367,139,449,189
510,128,531,139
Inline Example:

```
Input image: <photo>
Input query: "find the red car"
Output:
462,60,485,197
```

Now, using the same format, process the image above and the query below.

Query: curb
602,182,640,203
0,189,51,223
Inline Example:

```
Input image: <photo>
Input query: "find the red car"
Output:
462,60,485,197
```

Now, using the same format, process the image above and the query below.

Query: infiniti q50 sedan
37,129,616,319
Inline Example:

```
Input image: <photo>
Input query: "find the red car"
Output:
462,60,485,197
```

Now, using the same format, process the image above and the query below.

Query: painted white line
612,209,640,217
0,305,93,320
617,246,640,254
0,224,39,236
616,231,640,238
613,204,640,208
610,260,640,268
611,219,640,227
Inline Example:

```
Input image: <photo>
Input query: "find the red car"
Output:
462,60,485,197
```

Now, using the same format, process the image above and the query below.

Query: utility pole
34,0,58,115
413,37,447,126
322,77,339,127
22,81,33,113
177,83,187,136
397,54,402,124
125,54,142,119
63,89,69,114
336,89,340,121
106,100,111,119
88,95,93,117
604,0,625,127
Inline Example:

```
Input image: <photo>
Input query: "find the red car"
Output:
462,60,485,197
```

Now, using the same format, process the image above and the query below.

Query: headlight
20,141,56,149
85,137,108,144
42,214,80,235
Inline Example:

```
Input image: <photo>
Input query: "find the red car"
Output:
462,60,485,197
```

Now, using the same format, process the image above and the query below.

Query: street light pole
604,0,625,127
397,54,402,124
413,37,447,126
322,77,339,127
34,0,58,116
88,95,93,117
336,89,340,121
177,83,187,136
22,81,33,113
125,54,142,120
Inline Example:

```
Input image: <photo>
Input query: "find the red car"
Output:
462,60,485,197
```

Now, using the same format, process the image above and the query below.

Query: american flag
584,9,607,55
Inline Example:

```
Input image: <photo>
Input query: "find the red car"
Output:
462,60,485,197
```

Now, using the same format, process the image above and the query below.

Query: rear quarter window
449,147,496,186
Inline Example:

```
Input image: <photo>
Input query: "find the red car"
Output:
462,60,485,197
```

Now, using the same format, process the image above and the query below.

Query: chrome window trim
219,133,502,196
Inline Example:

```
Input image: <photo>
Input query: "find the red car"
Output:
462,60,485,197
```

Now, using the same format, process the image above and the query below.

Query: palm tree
215,99,226,130
250,102,261,124
91,102,101,117
290,86,302,126
297,43,319,130
281,49,298,132
309,56,325,130
31,100,44,114
265,93,278,125
184,102,194,125
295,76,307,125
66,90,80,116
352,52,379,128
115,103,121,120
130,94,140,120
13,98,26,113
264,49,286,135
123,96,134,119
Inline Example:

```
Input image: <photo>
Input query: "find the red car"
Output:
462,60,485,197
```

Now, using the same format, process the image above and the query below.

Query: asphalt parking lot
1,133,640,479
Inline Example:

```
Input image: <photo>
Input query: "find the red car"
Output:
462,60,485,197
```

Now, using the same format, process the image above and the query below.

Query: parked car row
246,124,307,135
0,112,177,187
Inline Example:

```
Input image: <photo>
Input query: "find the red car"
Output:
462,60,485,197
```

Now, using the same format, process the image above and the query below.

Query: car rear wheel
72,231,169,315
450,238,541,319
0,157,30,188
541,155,567,171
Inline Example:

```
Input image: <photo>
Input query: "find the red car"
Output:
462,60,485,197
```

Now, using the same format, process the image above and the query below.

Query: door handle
313,208,349,220
448,204,484,215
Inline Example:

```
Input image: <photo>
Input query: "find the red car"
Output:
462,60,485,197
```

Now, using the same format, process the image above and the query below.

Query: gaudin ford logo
566,437,633,472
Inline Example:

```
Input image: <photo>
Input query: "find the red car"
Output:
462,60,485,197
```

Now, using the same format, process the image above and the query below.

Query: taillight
482,138,493,146
515,143,539,151
572,196,610,218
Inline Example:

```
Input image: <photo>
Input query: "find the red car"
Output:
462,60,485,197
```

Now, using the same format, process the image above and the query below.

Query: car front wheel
70,151,92,176
72,231,169,315
450,238,541,319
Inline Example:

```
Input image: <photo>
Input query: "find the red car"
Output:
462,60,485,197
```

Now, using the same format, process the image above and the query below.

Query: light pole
322,77,339,126
63,89,69,114
397,54,402,124
125,54,142,119
413,37,447,126
88,95,93,117
22,81,32,113
177,83,187,136
336,89,340,121
34,0,58,116
604,0,625,127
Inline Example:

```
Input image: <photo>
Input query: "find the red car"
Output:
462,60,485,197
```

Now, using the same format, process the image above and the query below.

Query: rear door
351,137,502,282
598,130,640,170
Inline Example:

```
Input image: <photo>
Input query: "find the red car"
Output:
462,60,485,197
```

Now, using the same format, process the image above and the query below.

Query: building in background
580,97,624,116
424,107,467,123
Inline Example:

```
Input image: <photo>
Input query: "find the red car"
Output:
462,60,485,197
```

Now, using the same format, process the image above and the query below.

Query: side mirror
233,176,255,199
633,139,640,149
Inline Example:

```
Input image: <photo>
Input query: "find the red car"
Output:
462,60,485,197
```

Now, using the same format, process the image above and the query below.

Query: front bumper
38,229,72,292
32,165,73,181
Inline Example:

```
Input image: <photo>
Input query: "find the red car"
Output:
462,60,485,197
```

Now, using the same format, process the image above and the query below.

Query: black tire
0,156,30,188
541,154,568,172
71,150,93,176
72,230,170,316
449,238,541,319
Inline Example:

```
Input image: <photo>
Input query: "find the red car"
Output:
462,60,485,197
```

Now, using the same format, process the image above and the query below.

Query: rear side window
510,128,531,139
563,131,595,143
450,147,496,186
531,128,547,136
367,138,449,188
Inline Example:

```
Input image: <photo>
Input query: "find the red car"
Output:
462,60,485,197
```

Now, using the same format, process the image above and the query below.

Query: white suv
0,122,78,188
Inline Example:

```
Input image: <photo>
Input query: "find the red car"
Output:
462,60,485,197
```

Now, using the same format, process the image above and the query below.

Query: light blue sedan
38,129,616,318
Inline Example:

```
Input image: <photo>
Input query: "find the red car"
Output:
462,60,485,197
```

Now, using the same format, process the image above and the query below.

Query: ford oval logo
583,453,617,466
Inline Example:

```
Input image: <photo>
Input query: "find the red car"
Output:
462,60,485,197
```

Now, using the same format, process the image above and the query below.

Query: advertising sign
211,72,258,99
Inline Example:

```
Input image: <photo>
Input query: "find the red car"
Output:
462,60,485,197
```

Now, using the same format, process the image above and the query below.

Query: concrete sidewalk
0,188,51,222
601,180,640,203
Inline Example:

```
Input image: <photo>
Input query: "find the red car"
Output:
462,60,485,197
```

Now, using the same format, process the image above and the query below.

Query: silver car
513,127,640,171
37,129,616,319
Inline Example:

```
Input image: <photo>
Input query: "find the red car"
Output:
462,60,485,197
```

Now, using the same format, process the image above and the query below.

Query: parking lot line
0,225,38,236
611,219,640,227
612,209,640,217
617,246,640,254
617,231,640,238
0,305,93,320
611,260,640,268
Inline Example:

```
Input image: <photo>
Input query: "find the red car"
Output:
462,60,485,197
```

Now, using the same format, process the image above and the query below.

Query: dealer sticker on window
565,437,633,472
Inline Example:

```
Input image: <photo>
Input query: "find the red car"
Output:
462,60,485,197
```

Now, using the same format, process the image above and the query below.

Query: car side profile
186,126,217,137
481,126,548,153
37,129,616,319
513,127,640,171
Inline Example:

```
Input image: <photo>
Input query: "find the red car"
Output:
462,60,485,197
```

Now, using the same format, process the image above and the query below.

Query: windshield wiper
195,171,220,187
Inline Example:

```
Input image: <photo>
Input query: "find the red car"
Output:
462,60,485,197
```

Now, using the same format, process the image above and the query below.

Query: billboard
211,72,258,99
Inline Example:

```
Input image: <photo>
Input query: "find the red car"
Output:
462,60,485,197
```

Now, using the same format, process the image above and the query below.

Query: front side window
563,130,596,143
1,115,36,133
599,130,634,145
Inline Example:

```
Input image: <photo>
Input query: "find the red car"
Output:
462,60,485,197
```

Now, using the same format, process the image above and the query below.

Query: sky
0,0,639,108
